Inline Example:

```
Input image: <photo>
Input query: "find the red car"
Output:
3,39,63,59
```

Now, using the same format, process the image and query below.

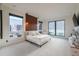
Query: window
9,13,23,37
37,21,43,33
56,21,64,36
49,22,55,35
48,20,64,36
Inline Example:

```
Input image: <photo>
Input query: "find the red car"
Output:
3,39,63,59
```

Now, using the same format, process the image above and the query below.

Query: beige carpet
0,37,78,56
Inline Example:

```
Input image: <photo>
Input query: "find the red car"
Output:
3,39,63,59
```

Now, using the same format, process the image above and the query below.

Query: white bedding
26,34,50,45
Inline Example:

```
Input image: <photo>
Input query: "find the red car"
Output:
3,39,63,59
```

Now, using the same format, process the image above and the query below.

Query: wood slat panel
25,14,37,31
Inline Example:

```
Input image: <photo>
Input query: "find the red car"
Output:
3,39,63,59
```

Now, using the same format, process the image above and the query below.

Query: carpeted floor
0,37,78,56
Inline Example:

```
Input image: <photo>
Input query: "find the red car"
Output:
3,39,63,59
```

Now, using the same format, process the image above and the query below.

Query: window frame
48,20,65,37
9,13,23,34
38,21,43,33
0,10,3,39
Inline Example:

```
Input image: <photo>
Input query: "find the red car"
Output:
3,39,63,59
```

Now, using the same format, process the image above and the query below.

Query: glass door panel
56,21,64,36
48,22,55,35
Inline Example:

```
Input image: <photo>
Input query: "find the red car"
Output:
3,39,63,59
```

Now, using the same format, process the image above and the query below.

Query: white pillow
28,31,36,36
25,31,29,35
35,31,40,35
26,31,40,36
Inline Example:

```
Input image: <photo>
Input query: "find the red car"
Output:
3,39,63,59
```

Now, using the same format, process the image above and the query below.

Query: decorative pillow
26,31,40,36
28,31,35,36
26,31,29,35
35,31,40,35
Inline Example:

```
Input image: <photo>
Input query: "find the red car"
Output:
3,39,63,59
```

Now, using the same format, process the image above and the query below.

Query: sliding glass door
48,20,64,36
56,21,64,36
49,22,55,35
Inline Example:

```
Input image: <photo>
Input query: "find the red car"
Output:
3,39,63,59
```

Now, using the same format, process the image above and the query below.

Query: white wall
40,15,74,38
75,4,79,15
34,3,77,38
0,4,25,47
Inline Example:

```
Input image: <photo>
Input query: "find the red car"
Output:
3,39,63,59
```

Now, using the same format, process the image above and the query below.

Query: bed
25,31,51,46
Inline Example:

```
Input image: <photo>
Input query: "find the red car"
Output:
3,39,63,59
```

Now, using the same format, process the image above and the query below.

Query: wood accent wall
25,14,37,31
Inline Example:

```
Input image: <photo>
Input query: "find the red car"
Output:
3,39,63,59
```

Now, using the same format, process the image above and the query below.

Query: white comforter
26,34,50,45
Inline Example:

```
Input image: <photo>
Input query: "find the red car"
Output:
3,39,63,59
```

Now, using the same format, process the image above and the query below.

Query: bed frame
25,40,48,47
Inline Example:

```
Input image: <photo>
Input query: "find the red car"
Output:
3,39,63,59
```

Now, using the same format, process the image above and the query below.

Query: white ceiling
2,3,78,19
